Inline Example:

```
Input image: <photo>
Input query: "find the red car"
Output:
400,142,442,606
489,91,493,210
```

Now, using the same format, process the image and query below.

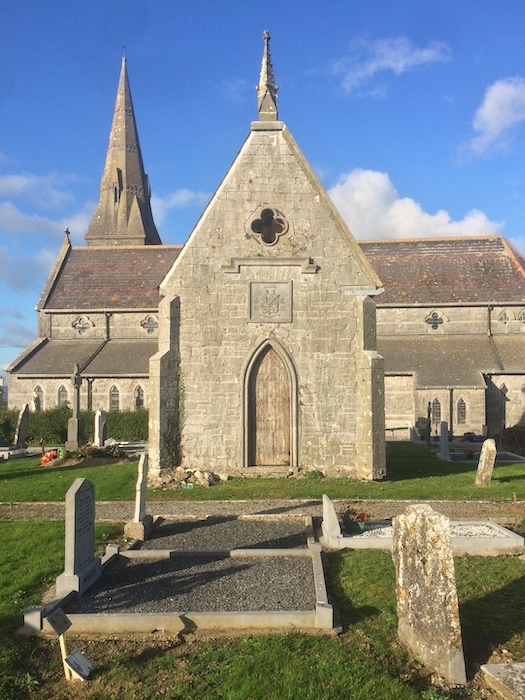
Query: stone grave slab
482,663,525,700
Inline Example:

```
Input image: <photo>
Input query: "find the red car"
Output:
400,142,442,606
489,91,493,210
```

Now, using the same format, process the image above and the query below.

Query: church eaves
85,57,161,246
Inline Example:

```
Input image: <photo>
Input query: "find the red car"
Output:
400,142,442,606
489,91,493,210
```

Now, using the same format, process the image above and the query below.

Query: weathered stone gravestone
475,439,497,487
94,410,107,448
124,454,153,541
392,504,467,685
438,421,450,460
56,478,101,595
13,403,30,449
321,494,342,541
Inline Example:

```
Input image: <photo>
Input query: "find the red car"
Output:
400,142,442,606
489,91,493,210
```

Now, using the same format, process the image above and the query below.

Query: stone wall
8,376,148,412
150,122,385,478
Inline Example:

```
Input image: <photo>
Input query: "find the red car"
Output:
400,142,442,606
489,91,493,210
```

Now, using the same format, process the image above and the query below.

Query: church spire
256,30,278,121
85,57,161,246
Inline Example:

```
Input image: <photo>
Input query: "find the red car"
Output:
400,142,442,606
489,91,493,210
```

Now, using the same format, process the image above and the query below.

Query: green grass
2,526,525,699
1,443,524,503
0,521,122,700
0,457,137,502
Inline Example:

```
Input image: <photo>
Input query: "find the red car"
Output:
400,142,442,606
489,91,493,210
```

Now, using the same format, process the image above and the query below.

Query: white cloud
0,245,57,293
465,77,525,154
0,320,37,350
0,201,63,237
328,168,502,239
152,189,209,225
60,201,97,243
332,36,451,94
0,172,75,208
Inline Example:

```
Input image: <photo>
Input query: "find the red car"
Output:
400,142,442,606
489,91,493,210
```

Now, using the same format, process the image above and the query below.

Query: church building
6,34,525,477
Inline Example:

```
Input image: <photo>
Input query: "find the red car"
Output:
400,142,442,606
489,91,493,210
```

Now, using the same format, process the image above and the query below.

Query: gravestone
94,410,107,448
124,454,153,540
13,403,30,449
410,426,422,443
438,421,450,460
56,478,101,595
475,439,497,487
321,494,342,540
392,504,467,685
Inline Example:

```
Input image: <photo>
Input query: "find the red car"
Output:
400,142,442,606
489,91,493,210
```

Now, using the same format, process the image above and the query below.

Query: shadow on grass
384,444,477,482
0,460,122,481
459,569,525,668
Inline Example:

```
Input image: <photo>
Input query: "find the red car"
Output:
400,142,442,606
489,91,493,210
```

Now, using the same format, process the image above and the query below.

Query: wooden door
249,346,290,466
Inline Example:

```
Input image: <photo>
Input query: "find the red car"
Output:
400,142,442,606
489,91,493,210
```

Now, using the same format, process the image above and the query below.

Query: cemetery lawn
2,525,525,699
1,443,524,501
0,457,137,502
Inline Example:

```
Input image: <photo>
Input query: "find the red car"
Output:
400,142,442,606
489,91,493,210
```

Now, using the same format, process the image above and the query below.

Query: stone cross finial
256,29,278,121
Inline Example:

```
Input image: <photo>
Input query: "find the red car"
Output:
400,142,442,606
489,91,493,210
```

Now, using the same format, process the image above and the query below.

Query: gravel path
0,498,519,522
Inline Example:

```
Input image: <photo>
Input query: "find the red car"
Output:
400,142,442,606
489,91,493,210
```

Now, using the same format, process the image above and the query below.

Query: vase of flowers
338,506,371,534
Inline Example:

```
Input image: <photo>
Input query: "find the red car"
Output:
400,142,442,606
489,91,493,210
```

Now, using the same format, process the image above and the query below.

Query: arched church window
519,310,525,324
134,385,144,410
109,385,120,412
499,311,510,325
57,385,68,406
432,398,441,425
33,386,44,411
457,398,467,425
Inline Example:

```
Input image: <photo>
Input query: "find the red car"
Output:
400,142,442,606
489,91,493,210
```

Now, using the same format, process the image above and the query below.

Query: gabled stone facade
149,117,386,478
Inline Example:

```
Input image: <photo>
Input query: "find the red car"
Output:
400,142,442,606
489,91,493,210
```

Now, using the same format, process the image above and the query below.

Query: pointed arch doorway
243,341,298,469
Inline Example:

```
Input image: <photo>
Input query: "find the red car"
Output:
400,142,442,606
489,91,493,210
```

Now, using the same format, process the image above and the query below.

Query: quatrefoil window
250,207,289,246
72,315,94,335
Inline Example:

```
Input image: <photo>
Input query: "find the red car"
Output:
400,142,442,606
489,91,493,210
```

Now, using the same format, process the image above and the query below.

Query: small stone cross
425,312,443,330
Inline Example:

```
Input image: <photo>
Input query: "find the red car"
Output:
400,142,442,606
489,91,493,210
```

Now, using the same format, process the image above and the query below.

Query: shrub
0,407,19,443
17,406,149,446
501,426,525,456
106,409,148,441
26,403,72,444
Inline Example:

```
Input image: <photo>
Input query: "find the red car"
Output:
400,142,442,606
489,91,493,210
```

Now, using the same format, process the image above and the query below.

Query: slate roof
359,236,525,304
82,340,155,375
9,340,105,375
43,245,182,310
10,339,155,376
378,335,525,388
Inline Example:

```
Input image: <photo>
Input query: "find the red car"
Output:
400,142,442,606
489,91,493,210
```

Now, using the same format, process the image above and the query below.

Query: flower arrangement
338,506,371,525
40,450,58,465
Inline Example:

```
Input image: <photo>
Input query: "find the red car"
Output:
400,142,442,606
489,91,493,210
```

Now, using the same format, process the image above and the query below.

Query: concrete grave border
23,516,335,635
320,520,524,556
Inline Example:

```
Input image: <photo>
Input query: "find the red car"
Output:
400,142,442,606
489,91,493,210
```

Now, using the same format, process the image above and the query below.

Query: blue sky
2,0,525,371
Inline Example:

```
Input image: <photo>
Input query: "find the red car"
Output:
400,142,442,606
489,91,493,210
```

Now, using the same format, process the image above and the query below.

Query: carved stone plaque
249,282,292,323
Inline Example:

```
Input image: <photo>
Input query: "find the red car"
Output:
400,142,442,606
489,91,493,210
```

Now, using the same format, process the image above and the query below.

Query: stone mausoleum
7,34,525,476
